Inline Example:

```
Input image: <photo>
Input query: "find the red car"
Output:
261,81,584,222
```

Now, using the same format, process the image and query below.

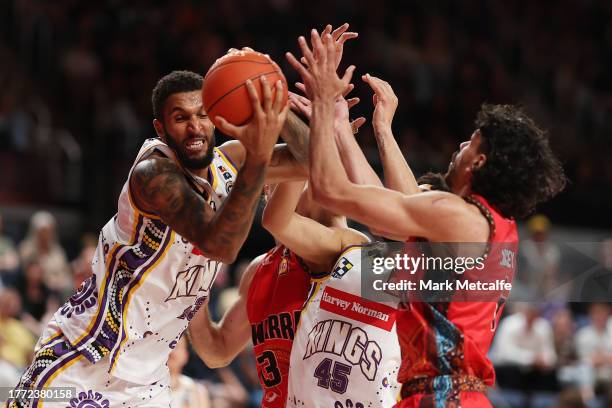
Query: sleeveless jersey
247,245,312,408
396,194,518,405
288,243,402,408
52,138,238,384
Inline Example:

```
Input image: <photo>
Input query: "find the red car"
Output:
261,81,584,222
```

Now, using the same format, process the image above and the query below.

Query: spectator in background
18,211,71,296
575,303,612,394
0,288,36,369
552,308,596,403
553,309,579,369
70,233,97,289
519,215,563,302
0,212,19,283
491,303,558,392
168,336,210,408
13,260,58,336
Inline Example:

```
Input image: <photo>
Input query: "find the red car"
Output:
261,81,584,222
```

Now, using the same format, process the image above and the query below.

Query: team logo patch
332,257,353,278
278,257,288,275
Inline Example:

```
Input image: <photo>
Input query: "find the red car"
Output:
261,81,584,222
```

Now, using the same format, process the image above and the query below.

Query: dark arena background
1,1,611,407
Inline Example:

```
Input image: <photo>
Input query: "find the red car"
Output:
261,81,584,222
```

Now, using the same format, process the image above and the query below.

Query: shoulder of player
334,227,370,252
238,253,266,296
406,190,473,216
131,154,183,189
417,191,490,241
218,140,245,168
130,154,188,214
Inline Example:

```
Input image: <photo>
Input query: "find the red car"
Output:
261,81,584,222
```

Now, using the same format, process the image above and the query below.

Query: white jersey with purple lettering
49,137,238,385
287,243,401,408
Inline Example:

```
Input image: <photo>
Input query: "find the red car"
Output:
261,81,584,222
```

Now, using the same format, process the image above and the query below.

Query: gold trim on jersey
109,231,176,374
70,243,121,348
209,158,219,192
39,331,62,348
216,147,238,174
38,354,85,408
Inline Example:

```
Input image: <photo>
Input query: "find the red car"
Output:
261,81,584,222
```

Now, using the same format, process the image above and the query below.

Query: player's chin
182,148,214,170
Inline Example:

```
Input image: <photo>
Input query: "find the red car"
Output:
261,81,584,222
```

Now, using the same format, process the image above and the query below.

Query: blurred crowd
1,0,612,228
1,0,612,407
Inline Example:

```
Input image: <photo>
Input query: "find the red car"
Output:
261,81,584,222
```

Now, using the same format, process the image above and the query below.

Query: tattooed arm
131,77,288,263
131,155,266,263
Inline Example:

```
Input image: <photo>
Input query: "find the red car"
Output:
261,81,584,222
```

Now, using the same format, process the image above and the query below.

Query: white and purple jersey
287,243,402,408
52,138,238,385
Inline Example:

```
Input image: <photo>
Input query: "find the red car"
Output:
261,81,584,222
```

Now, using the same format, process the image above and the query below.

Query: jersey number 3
257,351,282,387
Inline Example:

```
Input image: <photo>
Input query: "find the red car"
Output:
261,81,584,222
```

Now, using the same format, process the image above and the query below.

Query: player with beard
7,67,310,408
287,30,566,407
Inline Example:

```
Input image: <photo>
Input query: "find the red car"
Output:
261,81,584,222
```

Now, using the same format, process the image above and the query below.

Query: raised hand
362,73,398,131
286,30,355,102
293,24,357,98
288,90,364,134
320,23,358,70
216,76,288,163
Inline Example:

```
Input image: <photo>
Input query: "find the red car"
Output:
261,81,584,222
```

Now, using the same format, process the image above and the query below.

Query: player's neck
448,178,472,197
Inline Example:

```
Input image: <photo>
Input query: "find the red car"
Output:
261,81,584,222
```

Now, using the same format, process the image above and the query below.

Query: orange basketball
202,50,288,132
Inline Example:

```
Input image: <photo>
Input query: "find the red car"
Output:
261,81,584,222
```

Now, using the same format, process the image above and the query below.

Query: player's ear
472,153,487,171
153,119,166,141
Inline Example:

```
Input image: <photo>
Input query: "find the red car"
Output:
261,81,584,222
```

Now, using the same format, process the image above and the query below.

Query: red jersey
396,194,518,407
247,245,312,408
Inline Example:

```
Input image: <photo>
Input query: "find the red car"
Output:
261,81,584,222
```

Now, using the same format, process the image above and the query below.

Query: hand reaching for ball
216,76,288,164
288,90,365,134
286,29,356,102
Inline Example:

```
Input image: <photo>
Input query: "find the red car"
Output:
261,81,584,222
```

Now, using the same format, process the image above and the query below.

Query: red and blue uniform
395,194,518,407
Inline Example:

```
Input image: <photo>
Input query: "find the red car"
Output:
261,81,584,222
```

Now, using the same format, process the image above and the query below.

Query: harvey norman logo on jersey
319,286,396,332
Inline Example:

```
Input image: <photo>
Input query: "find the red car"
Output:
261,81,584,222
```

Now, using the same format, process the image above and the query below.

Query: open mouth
185,139,206,152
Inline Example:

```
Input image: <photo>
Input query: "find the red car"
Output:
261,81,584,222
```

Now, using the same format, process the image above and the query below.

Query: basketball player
275,72,421,408
7,68,311,408
287,30,566,406
189,58,418,408
188,186,347,408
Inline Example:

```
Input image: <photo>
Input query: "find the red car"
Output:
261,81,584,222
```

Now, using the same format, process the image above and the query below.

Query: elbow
194,349,232,369
203,356,232,369
310,178,345,209
261,210,285,238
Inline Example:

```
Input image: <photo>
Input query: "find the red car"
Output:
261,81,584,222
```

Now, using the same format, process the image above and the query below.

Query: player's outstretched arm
286,29,358,217
132,78,287,263
362,74,419,195
262,181,367,272
188,255,262,368
288,88,381,187
288,29,488,242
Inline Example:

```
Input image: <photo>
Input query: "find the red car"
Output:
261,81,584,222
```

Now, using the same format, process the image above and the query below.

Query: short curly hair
151,70,203,120
471,104,566,219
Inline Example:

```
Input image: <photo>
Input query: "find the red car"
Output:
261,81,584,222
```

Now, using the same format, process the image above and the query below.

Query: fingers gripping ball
202,50,288,132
